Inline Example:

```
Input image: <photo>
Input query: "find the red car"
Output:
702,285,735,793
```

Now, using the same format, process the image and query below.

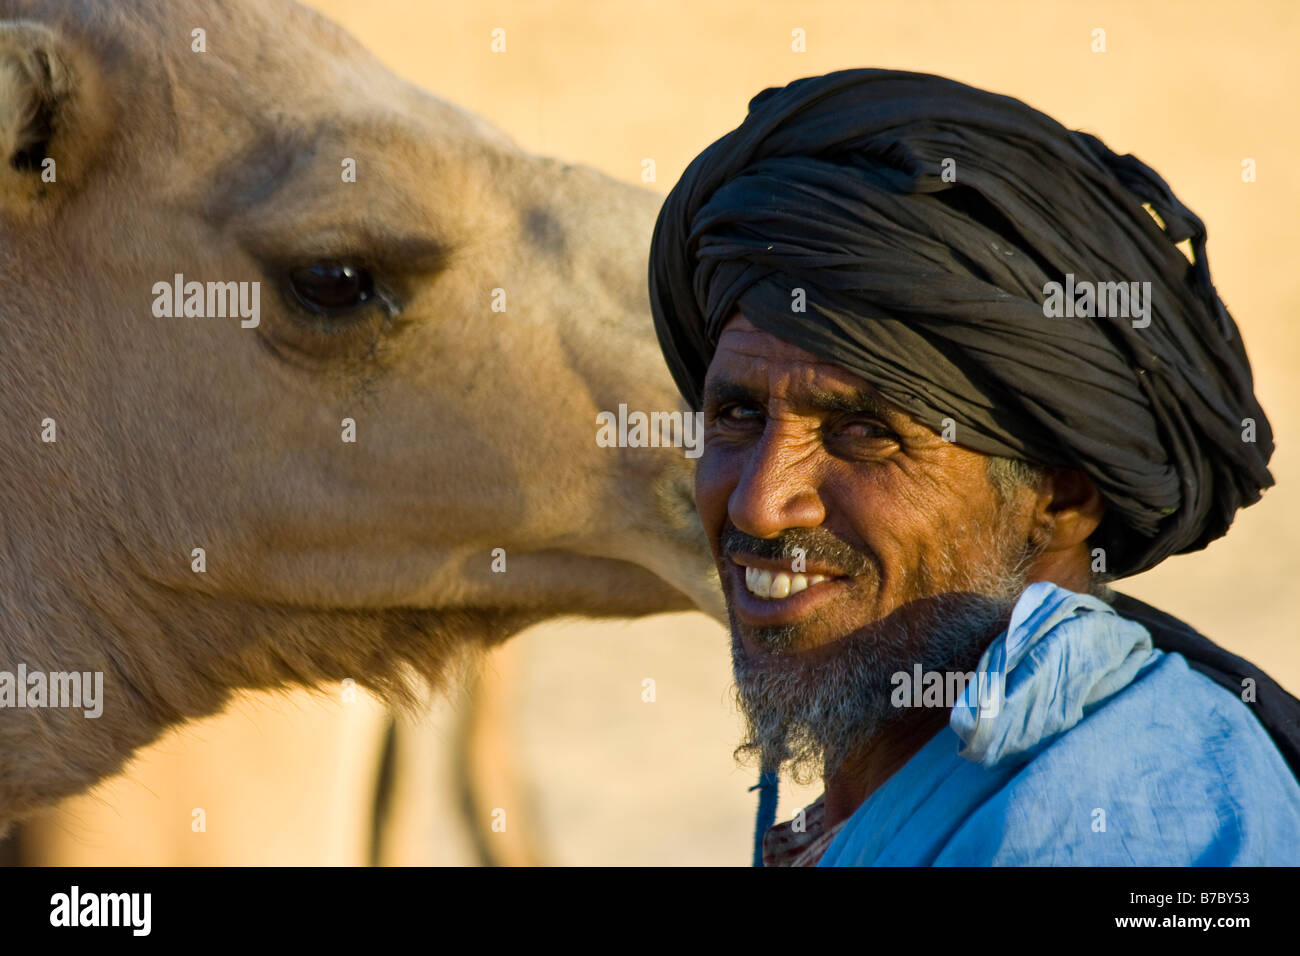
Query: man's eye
286,262,376,316
837,418,892,440
718,403,763,423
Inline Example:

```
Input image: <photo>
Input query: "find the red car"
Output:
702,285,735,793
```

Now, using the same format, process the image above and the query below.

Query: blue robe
817,582,1300,865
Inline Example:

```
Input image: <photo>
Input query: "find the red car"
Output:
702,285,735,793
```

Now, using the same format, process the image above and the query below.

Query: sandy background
14,0,1298,867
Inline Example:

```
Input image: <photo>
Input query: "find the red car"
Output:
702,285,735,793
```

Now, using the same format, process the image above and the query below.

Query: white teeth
743,567,833,600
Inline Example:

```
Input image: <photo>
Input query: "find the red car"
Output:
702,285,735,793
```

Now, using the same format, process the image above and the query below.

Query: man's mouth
743,566,833,599
727,555,852,627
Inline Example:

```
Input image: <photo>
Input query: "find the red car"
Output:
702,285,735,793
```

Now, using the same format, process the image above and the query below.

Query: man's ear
0,20,110,221
1031,467,1106,553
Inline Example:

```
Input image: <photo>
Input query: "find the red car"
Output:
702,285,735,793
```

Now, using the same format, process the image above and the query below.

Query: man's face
697,314,1043,781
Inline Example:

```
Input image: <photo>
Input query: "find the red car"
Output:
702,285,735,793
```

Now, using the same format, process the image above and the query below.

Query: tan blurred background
12,0,1298,866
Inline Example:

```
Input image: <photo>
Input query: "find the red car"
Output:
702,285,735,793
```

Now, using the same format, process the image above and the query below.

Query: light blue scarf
752,582,1300,865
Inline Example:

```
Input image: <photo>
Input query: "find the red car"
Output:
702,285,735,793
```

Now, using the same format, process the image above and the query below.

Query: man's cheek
693,449,734,540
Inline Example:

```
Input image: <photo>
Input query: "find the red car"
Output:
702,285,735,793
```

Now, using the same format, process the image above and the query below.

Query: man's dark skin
698,313,1108,829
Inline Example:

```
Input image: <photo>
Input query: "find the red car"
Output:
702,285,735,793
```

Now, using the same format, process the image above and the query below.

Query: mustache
720,520,877,578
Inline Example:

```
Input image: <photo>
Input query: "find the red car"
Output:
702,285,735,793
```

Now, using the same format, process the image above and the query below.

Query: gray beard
730,528,1041,787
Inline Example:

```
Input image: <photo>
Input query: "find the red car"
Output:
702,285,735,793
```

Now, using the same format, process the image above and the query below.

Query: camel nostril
522,205,567,260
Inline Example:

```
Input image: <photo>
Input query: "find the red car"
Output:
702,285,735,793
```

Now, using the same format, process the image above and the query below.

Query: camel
0,0,724,833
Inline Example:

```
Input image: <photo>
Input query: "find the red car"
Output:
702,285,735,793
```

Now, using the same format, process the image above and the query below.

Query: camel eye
286,261,376,316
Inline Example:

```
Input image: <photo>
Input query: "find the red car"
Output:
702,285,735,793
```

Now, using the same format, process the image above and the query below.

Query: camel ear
0,20,109,220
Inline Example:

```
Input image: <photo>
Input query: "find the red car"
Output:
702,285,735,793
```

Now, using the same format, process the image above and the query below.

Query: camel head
0,0,722,824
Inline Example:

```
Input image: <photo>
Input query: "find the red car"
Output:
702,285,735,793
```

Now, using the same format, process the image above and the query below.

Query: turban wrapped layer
648,68,1273,578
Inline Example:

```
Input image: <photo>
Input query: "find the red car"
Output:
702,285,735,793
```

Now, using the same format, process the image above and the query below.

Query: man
647,69,1300,865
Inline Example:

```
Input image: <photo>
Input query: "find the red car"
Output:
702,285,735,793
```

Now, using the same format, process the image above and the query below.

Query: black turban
648,68,1273,578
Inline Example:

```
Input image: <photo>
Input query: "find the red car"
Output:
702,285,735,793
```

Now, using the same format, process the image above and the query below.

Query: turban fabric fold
648,68,1273,578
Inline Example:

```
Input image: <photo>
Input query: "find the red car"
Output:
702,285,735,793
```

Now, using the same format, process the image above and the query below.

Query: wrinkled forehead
706,312,907,421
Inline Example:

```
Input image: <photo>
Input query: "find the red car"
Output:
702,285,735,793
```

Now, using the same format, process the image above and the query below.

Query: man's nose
727,428,826,539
